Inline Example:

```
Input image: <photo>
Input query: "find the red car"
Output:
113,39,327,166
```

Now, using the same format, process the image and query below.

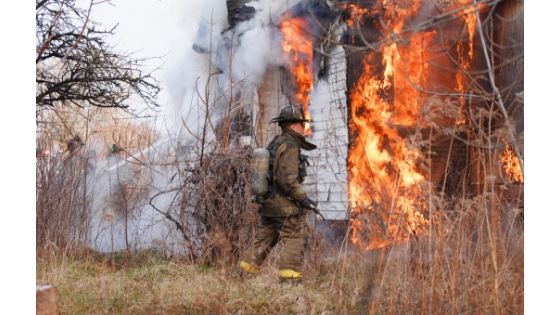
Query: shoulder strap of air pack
264,136,300,199
267,136,300,172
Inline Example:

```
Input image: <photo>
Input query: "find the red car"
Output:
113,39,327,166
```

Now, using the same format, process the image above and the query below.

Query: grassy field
37,213,524,315
37,248,357,315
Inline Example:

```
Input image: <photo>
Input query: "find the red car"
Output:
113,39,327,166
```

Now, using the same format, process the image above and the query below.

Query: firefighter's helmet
67,136,84,152
109,144,121,154
269,104,309,123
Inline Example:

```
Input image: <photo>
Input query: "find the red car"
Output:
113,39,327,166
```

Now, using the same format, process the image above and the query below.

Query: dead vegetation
36,191,523,314
169,146,260,265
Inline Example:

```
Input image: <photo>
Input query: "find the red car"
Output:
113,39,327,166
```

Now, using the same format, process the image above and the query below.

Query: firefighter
56,136,93,217
239,104,318,284
63,136,97,176
105,143,129,216
86,150,97,171
64,136,87,173
107,144,122,158
67,136,85,157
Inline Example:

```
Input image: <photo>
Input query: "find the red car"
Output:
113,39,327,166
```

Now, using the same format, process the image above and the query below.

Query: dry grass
37,249,342,315
37,195,523,315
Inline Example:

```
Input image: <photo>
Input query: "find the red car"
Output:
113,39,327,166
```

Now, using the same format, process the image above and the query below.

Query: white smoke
164,0,306,128
230,0,304,85
247,0,304,22
231,24,284,86
162,0,228,127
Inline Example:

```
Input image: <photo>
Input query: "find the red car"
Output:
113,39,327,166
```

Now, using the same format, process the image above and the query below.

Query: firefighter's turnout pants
242,214,309,278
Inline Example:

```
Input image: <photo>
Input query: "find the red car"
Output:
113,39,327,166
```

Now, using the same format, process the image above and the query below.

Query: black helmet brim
269,117,309,123
270,104,310,124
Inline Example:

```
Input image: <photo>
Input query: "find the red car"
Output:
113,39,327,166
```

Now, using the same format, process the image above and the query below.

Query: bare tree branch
36,0,161,113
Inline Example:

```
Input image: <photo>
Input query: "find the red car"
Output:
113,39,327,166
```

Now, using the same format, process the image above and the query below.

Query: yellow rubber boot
239,261,260,274
279,269,301,278
279,269,302,284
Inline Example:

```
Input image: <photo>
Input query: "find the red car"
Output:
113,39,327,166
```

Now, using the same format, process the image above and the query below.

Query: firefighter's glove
300,198,318,210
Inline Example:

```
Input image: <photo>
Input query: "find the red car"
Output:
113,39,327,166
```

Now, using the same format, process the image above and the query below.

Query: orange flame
348,51,429,250
280,17,313,135
455,0,481,124
501,145,524,183
346,1,487,250
345,5,370,28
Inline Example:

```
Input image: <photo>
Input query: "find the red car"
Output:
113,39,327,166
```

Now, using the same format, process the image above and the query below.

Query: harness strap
264,136,308,221
264,136,300,199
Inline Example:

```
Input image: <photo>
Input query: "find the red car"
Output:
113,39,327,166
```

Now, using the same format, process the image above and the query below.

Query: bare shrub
171,146,259,266
36,145,94,256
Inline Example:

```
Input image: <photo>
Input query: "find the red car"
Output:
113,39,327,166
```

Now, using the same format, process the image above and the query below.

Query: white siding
303,44,349,220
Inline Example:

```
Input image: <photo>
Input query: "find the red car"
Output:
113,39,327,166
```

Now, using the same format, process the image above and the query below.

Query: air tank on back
250,148,270,196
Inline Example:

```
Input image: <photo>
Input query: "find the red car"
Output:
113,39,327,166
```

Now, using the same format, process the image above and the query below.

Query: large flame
280,17,313,135
346,1,485,250
348,51,430,250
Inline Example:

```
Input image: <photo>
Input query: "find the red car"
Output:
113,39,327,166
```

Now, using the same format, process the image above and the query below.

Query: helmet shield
270,104,309,123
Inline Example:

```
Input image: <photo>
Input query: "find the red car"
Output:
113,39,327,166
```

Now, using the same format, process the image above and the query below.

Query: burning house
192,0,524,249
40,0,522,254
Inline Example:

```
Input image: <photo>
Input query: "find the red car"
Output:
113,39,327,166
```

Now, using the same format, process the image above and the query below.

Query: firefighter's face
72,145,85,156
290,121,305,135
